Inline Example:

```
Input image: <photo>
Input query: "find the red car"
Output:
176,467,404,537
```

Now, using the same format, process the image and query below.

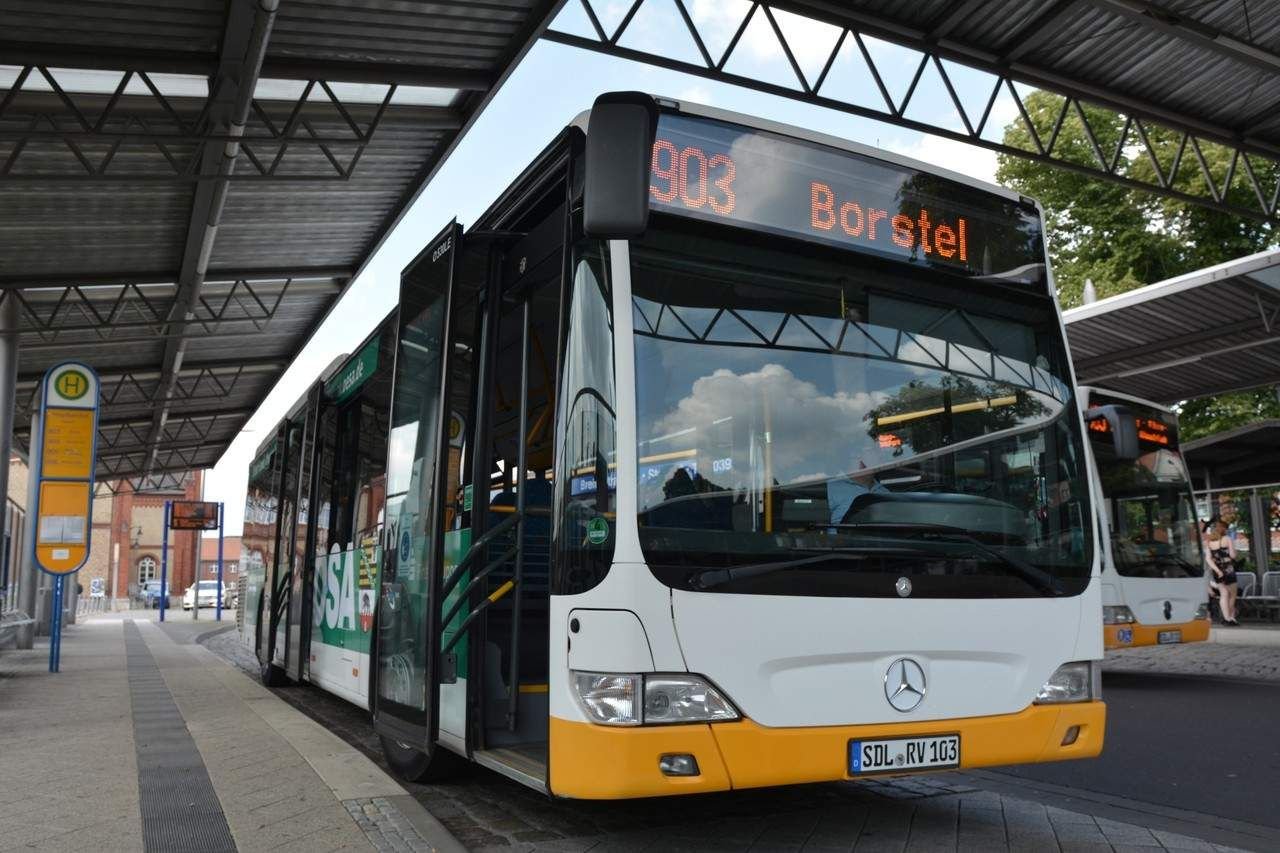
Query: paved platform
0,611,460,853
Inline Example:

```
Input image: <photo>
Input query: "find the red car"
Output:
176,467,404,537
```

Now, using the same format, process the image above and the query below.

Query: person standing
1205,518,1239,625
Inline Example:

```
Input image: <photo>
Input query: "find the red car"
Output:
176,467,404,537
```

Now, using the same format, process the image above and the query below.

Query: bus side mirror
584,92,658,239
1085,405,1140,460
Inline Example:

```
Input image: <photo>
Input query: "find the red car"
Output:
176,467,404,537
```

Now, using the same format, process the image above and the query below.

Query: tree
1176,389,1280,442
995,92,1275,308
995,91,1278,437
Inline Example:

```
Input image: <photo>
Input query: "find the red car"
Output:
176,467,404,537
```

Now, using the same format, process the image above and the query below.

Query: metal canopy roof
547,0,1280,224
0,0,558,490
1183,419,1280,489
1063,248,1280,404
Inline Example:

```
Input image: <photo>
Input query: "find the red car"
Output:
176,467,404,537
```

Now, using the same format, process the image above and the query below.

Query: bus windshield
631,221,1093,598
1089,403,1203,579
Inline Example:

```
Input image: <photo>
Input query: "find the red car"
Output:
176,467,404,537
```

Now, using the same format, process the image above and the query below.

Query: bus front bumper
1104,618,1209,649
549,700,1105,799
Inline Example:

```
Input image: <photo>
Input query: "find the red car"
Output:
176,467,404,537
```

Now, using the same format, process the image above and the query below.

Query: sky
201,3,1027,536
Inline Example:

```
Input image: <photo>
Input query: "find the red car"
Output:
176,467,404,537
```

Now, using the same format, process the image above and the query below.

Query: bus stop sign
33,362,100,575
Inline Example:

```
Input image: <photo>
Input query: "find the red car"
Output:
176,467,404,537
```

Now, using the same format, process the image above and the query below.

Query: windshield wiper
817,522,1060,596
689,547,921,591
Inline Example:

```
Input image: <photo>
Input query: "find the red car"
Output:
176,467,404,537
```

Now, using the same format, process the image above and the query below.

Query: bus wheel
260,659,287,687
379,736,460,783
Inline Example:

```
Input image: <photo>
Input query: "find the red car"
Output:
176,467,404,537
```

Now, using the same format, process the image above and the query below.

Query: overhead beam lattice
545,0,1280,223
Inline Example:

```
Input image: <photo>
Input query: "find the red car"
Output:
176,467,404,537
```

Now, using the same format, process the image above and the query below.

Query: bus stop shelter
4,0,1280,633
1066,258,1280,577
1183,421,1280,578
1064,249,1280,405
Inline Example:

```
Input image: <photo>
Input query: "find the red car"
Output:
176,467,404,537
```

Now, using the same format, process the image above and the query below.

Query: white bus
243,93,1105,799
1081,387,1209,649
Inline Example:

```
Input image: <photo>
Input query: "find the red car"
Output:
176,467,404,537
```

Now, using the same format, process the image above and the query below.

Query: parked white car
182,580,230,610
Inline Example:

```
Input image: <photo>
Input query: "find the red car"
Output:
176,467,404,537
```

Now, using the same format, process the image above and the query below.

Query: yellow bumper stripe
1104,618,1209,649
549,701,1105,799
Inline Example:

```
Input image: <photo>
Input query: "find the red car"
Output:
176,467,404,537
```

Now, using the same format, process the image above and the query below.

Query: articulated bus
1081,387,1209,649
240,93,1105,799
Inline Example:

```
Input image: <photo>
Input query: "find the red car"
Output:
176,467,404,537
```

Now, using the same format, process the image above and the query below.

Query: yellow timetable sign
34,362,99,576
36,481,90,573
41,408,95,478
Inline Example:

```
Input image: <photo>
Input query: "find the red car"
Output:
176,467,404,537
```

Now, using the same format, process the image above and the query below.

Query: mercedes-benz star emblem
1163,600,1172,620
884,658,927,712
895,576,912,598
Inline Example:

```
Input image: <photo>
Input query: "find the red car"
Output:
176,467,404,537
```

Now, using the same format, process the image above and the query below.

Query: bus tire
260,659,287,687
379,736,461,783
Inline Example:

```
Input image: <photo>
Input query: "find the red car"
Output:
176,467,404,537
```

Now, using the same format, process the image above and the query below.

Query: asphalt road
999,670,1280,829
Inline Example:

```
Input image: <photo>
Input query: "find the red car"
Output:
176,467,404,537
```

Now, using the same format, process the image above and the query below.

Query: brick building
198,536,241,582
107,472,205,605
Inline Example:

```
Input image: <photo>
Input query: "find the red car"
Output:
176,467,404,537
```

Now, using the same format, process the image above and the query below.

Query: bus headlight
572,672,740,726
572,673,641,725
1102,605,1136,625
1034,661,1100,704
643,676,739,724
1194,603,1209,621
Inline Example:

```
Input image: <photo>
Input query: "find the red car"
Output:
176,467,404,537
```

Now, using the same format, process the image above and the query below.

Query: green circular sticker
586,516,609,545
54,369,90,401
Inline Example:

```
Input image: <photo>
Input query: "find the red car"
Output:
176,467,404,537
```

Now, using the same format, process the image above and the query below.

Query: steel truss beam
99,471,196,495
544,0,1280,223
0,41,494,90
0,67,459,182
0,265,350,289
0,277,336,344
144,0,277,479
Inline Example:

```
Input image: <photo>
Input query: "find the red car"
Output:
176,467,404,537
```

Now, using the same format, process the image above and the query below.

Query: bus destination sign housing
648,113,1045,282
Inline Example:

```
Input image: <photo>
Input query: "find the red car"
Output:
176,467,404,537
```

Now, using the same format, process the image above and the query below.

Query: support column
1250,489,1269,575
0,295,16,565
16,411,38,648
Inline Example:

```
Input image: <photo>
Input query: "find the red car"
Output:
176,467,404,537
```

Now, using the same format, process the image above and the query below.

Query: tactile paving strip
125,620,237,852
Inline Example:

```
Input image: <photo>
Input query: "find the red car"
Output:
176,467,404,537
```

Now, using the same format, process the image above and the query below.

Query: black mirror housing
584,92,658,239
1085,404,1140,460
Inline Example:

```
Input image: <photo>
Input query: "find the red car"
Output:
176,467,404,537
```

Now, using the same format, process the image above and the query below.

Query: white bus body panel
672,583,1097,727
1110,573,1206,625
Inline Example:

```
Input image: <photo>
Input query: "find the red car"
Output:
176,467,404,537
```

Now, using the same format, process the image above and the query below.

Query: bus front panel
546,108,1103,797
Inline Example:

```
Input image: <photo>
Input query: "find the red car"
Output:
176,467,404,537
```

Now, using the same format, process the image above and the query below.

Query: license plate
1157,630,1182,644
849,734,960,775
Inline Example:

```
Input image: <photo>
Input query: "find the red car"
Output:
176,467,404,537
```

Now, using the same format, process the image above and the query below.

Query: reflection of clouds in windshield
728,133,798,222
653,363,887,484
387,424,418,496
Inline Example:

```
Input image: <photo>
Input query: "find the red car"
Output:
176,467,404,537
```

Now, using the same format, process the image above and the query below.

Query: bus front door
374,221,470,780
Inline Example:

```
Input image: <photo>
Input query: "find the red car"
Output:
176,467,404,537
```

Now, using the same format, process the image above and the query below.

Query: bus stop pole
215,503,224,622
159,501,170,622
48,575,63,672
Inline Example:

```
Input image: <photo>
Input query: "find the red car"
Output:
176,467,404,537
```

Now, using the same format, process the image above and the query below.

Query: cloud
676,84,714,106
651,362,888,490
887,132,999,185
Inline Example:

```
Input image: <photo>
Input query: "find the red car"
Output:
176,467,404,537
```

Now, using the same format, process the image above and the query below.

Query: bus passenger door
374,222,466,777
288,390,320,681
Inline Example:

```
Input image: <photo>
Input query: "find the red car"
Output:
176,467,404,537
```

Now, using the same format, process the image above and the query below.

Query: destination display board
648,113,1045,280
171,501,221,530
1087,396,1178,450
